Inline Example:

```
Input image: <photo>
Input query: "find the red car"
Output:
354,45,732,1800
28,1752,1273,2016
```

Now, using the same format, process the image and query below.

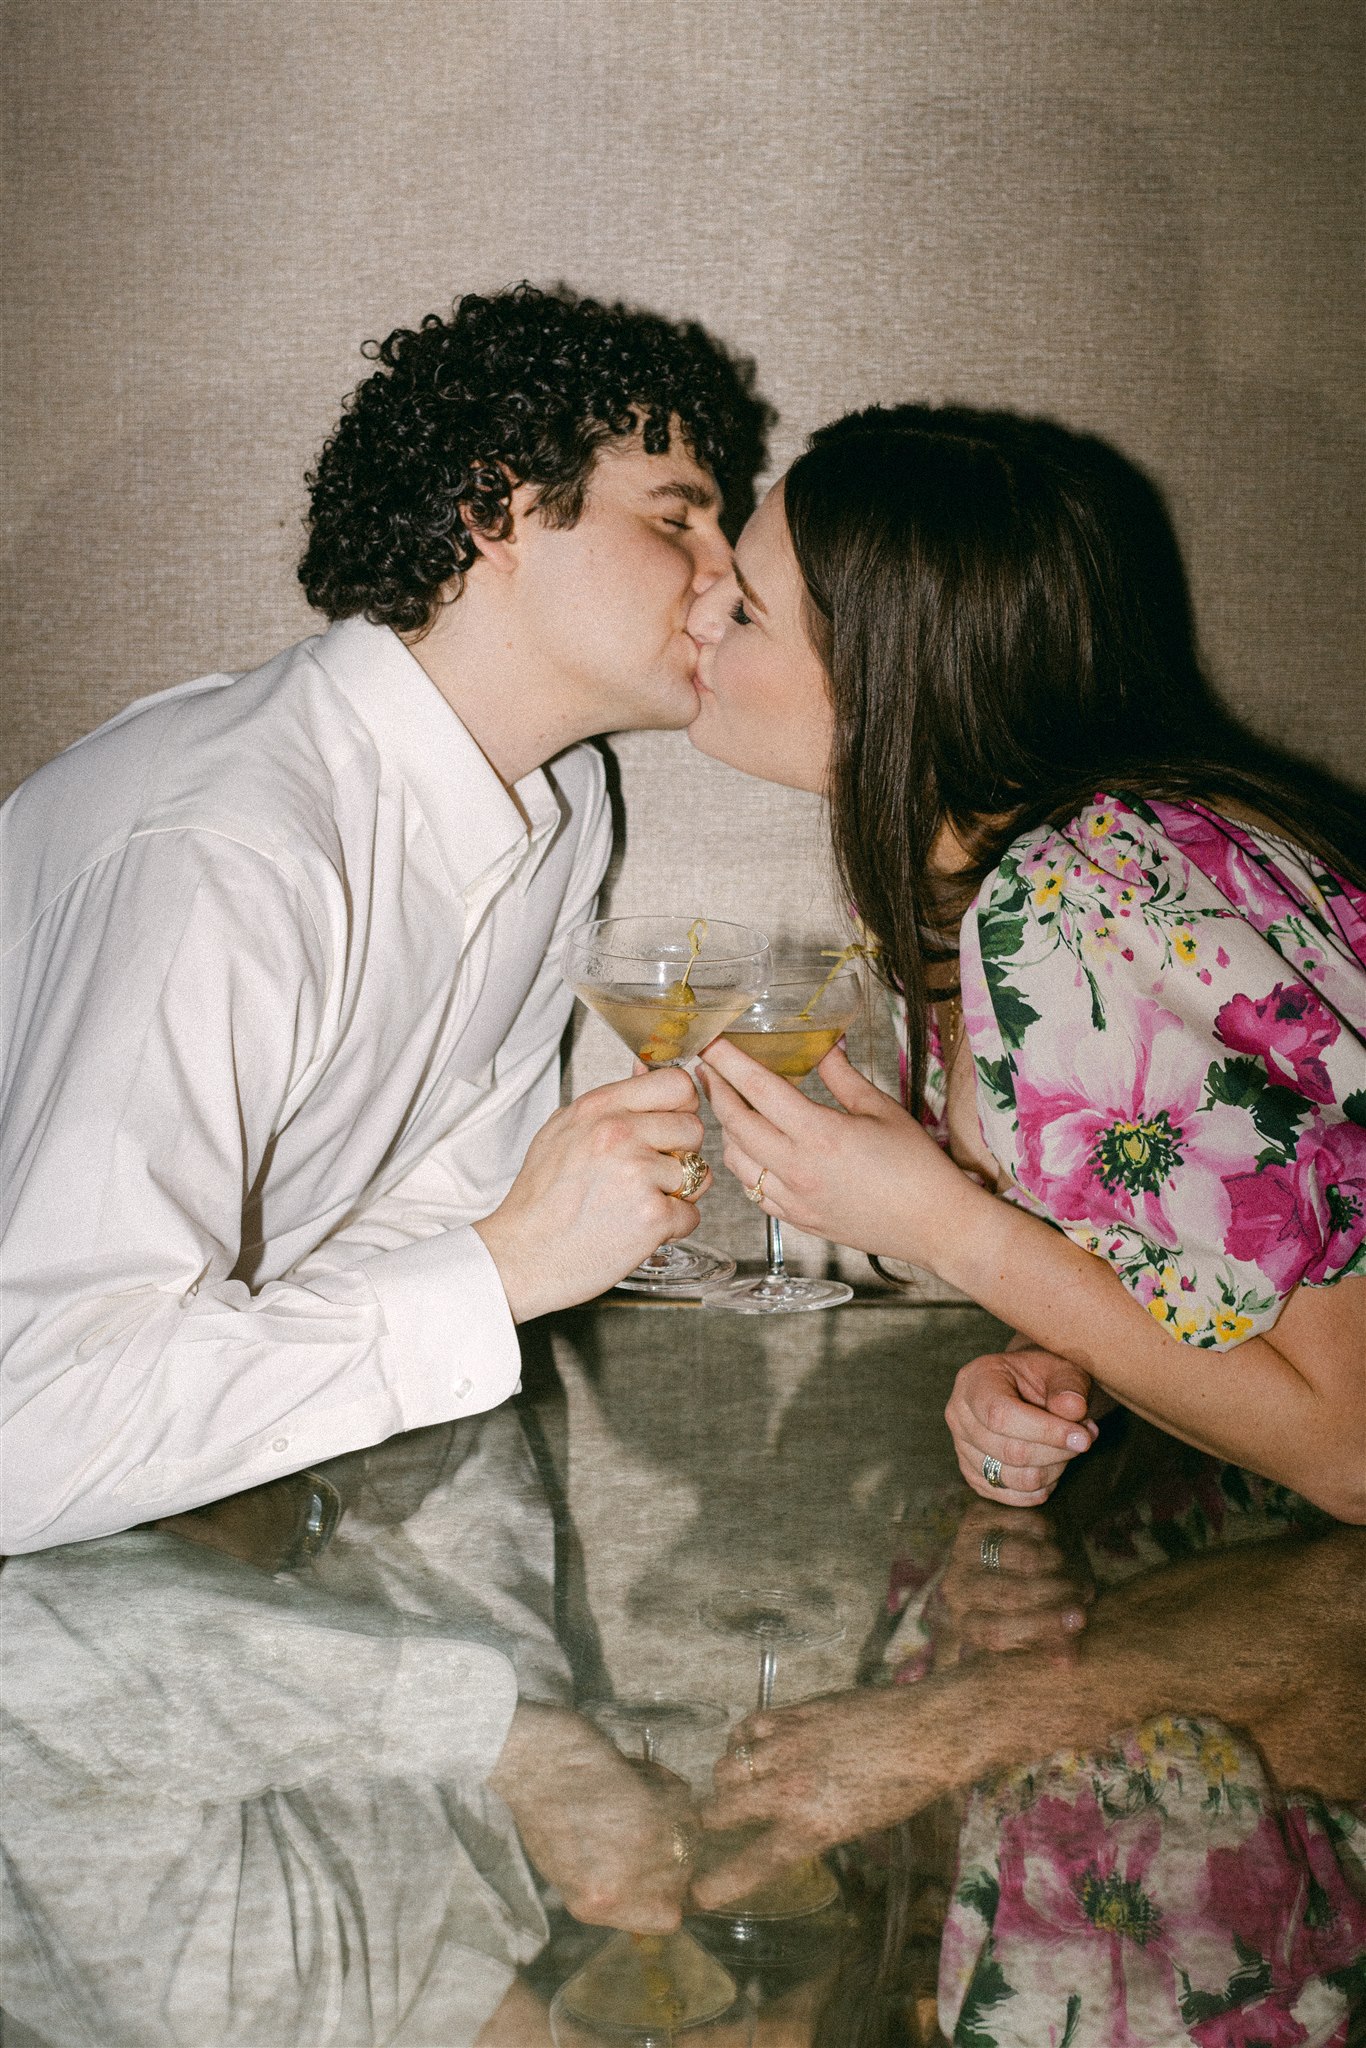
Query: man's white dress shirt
0,617,610,1552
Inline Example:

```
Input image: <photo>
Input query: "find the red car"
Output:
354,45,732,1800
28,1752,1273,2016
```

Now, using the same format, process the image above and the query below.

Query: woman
686,405,1365,1522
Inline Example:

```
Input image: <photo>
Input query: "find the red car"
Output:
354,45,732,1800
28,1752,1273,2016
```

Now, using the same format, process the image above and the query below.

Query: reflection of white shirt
0,1413,564,2044
0,618,610,1552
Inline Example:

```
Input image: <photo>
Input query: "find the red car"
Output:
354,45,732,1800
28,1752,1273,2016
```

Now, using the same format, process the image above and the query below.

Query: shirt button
271,1437,289,1453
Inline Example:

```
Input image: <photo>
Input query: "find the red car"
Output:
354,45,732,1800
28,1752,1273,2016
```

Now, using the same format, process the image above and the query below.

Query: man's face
509,429,731,736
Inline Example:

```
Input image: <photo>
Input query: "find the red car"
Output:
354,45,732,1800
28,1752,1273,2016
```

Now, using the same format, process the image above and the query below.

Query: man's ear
461,478,537,577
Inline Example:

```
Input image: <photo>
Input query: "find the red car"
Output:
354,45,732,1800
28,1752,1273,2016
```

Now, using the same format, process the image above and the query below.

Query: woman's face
685,479,834,793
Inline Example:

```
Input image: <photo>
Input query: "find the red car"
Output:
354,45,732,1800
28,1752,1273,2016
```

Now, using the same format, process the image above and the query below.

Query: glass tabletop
2,1300,1361,2048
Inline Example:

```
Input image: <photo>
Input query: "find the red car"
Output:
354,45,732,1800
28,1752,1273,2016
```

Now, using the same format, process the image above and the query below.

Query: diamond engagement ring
982,1455,1005,1488
980,1534,1003,1570
745,1169,768,1204
675,1152,708,1202
671,1822,696,1867
732,1740,757,1777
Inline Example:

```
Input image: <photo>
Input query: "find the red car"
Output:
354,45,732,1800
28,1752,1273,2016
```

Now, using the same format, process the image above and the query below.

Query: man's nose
691,523,734,593
686,558,737,641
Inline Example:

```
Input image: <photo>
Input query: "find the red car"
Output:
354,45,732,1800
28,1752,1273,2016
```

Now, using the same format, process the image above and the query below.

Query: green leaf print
955,1868,1000,1922
1058,1992,1083,2048
1343,1088,1366,1128
1203,1059,1310,1162
979,911,1028,962
1203,1057,1265,1110
975,1055,1016,1117
982,960,1042,1054
954,1944,1015,2048
1177,1934,1272,2025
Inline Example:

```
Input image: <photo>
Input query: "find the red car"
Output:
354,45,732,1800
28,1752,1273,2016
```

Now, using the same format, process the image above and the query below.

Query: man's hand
694,1687,951,1909
945,1346,1098,1506
474,1069,709,1321
488,1703,695,1932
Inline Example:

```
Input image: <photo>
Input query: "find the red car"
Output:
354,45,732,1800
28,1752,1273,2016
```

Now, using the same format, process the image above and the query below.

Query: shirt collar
309,616,561,905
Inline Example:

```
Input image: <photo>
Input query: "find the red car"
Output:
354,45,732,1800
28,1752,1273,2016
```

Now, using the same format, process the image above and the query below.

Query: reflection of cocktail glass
549,1697,754,2047
697,1586,845,1712
564,916,770,1297
583,1695,727,1782
705,961,863,1314
695,1587,845,1925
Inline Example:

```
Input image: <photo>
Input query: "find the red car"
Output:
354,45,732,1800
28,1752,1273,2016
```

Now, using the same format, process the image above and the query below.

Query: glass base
614,1241,736,1297
705,1274,853,1315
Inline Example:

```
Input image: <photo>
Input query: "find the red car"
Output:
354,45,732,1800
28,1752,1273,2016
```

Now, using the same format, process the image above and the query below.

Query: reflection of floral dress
873,1456,1366,2048
941,1721,1366,2048
948,793,1366,1347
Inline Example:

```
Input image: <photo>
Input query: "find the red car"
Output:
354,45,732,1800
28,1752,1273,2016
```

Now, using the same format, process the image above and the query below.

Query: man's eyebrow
645,479,720,511
734,562,769,615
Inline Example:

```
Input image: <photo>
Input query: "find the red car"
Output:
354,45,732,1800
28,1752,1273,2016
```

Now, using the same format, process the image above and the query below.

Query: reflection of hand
945,1347,1098,1506
694,1688,950,1910
488,1704,696,1933
937,1499,1092,1659
698,1039,970,1260
474,1069,709,1322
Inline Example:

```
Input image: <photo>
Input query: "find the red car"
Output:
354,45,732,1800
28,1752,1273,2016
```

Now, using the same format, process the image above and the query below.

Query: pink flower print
1214,983,1342,1104
1223,1119,1366,1290
1012,1000,1233,1251
1153,802,1296,928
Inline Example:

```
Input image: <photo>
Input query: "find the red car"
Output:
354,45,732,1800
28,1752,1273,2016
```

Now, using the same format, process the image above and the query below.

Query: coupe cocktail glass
706,959,862,1314
564,916,770,1296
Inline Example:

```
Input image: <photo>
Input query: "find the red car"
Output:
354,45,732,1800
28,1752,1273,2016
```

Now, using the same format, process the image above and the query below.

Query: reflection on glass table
563,914,770,1296
693,1434,1366,2048
550,1693,752,2046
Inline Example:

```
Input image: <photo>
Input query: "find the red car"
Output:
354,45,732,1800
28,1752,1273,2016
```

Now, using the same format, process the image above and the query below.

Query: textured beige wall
3,0,1362,1277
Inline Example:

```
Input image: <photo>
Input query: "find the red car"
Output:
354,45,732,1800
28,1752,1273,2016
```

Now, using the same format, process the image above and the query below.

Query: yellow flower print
1198,1731,1240,1784
1148,1295,1174,1326
1213,1306,1254,1344
1032,864,1065,907
1086,808,1116,839
1173,927,1199,964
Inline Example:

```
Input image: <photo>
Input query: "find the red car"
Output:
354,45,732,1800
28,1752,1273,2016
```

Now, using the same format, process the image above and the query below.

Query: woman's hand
698,1039,983,1265
945,1346,1099,1506
937,1499,1093,1658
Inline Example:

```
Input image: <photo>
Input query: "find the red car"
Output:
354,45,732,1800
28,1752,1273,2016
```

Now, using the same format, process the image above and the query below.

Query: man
0,284,764,1554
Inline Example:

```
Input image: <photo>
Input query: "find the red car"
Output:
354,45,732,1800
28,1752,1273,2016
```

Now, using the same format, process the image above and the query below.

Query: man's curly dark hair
299,283,772,632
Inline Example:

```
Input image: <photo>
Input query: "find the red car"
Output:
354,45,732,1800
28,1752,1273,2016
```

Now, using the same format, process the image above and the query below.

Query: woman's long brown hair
784,404,1365,1112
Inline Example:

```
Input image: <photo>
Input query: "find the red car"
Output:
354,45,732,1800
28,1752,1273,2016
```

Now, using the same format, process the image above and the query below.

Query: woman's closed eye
729,599,754,626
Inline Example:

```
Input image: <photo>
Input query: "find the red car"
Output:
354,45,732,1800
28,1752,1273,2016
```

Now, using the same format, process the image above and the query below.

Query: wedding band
980,1534,1003,1570
983,1455,1005,1488
671,1822,696,1868
732,1740,757,1778
675,1152,707,1202
745,1169,768,1205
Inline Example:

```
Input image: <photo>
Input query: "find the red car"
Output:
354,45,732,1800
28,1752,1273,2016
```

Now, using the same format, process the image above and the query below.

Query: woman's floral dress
944,792,1366,1346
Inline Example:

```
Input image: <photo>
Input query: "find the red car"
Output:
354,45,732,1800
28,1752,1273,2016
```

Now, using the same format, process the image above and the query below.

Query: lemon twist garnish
796,940,874,1021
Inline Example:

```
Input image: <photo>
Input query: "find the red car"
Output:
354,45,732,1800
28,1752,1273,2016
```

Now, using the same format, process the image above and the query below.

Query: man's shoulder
1,628,372,936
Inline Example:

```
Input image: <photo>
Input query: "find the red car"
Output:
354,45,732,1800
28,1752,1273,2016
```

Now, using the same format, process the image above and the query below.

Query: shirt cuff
363,1226,522,1433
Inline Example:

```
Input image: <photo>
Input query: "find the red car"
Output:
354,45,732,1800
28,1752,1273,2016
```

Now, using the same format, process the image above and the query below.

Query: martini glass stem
757,1643,778,1711
765,1215,786,1282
